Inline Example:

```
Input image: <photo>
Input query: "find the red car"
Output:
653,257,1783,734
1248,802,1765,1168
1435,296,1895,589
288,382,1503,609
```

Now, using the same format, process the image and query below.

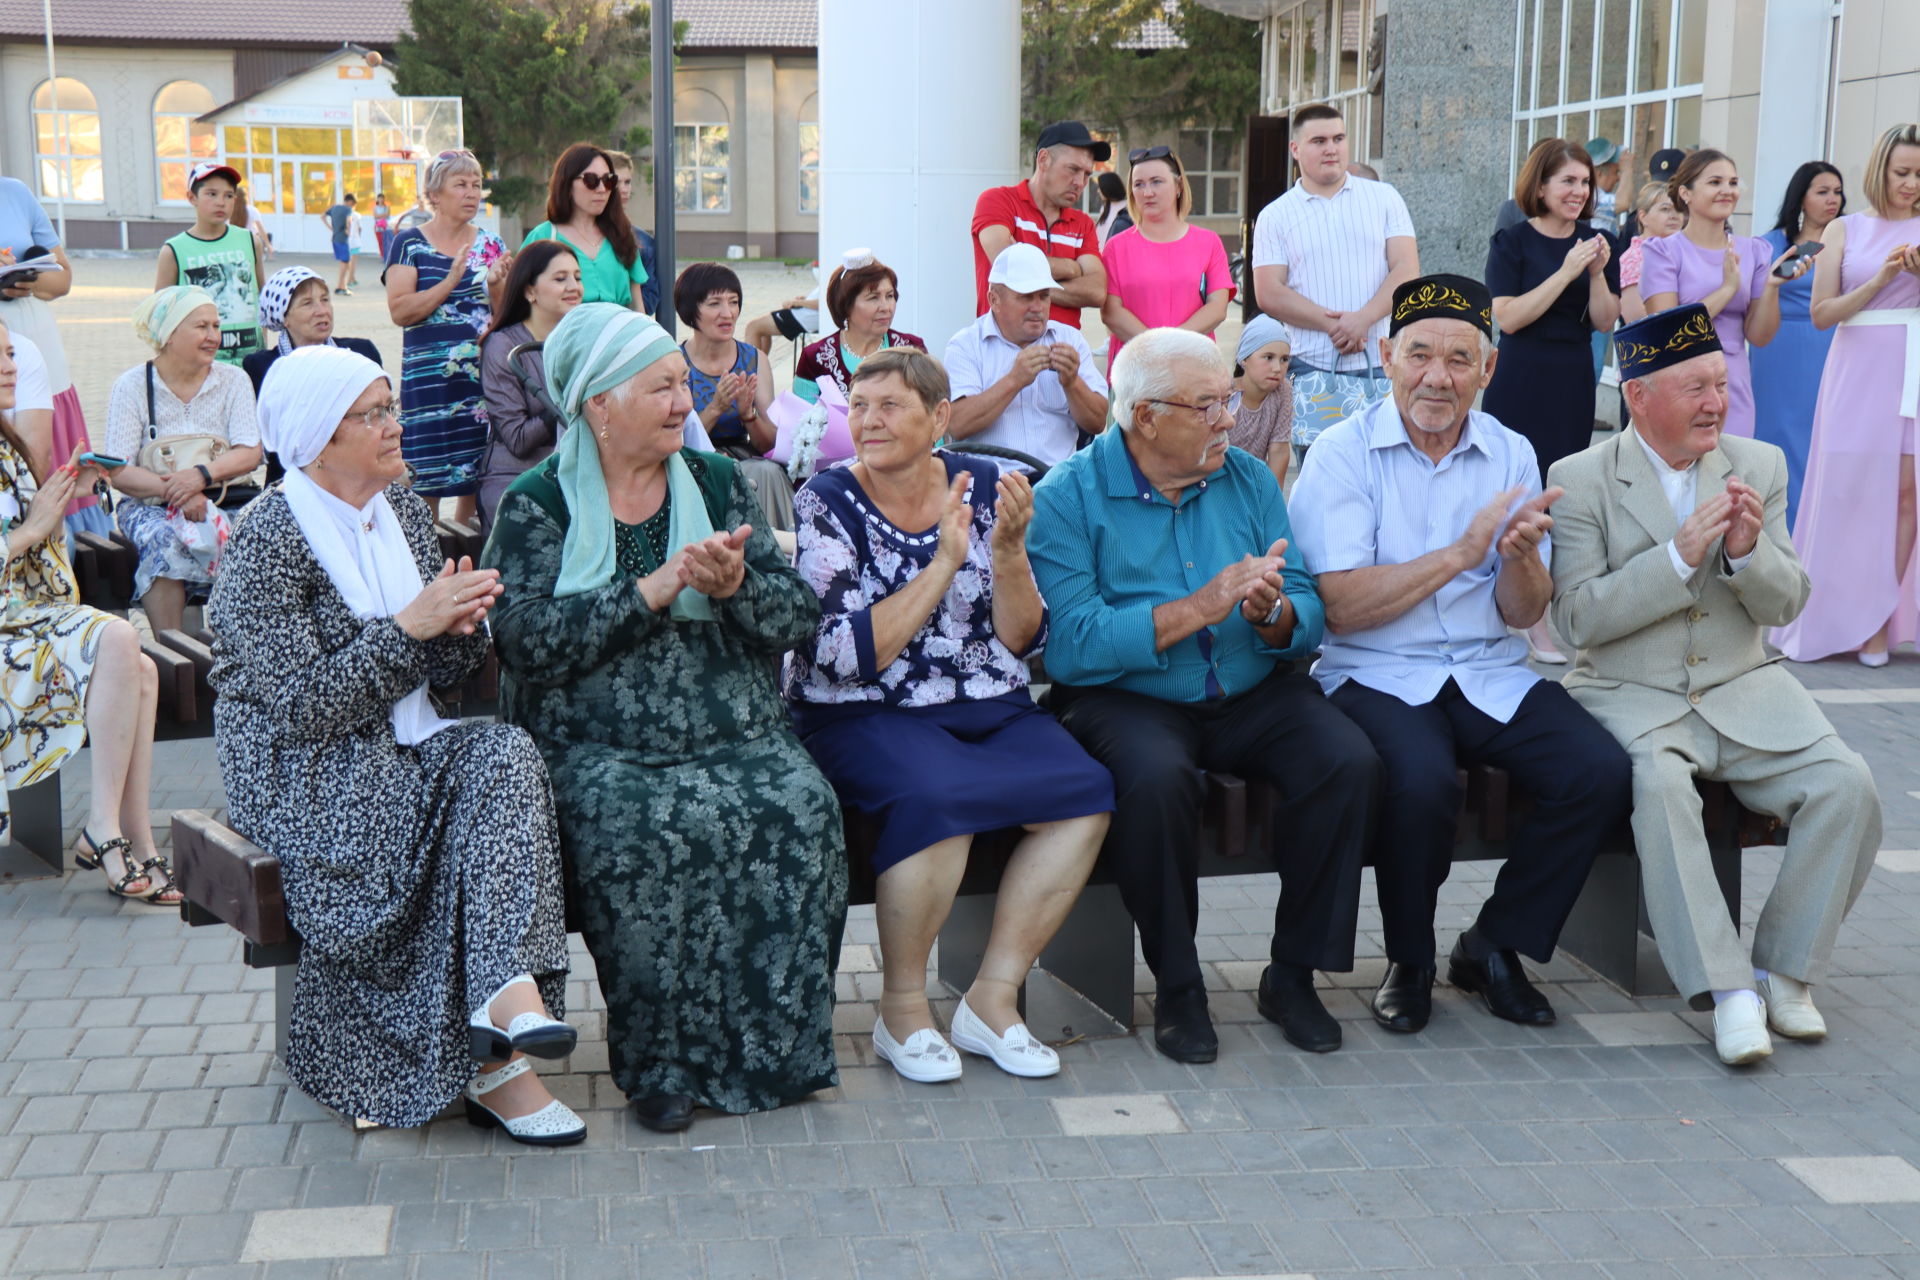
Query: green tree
1021,0,1259,148
394,0,666,219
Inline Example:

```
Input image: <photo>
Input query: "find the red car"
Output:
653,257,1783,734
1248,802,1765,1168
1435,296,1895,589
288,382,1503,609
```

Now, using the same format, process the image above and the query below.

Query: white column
819,0,1020,342
1752,0,1836,228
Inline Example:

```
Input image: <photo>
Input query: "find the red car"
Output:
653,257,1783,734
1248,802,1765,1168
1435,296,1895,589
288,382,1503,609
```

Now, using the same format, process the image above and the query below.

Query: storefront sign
242,104,353,126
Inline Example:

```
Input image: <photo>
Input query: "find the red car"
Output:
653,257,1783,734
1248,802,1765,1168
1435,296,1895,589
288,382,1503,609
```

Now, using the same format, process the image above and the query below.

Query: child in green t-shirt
155,161,264,365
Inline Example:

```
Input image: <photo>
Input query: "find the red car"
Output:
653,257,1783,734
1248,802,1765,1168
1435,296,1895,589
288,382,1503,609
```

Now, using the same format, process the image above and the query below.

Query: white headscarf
258,347,455,746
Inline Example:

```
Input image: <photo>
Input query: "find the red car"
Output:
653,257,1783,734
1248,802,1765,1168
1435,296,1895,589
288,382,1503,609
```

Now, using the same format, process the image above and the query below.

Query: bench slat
171,810,293,948
142,640,196,723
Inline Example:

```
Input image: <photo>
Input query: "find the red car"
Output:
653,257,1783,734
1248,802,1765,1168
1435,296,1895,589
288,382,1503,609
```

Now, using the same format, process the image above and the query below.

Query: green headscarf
543,302,717,619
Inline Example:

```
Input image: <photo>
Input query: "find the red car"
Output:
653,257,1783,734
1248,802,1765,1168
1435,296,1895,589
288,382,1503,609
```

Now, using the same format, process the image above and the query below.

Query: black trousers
1052,669,1380,995
1330,677,1633,966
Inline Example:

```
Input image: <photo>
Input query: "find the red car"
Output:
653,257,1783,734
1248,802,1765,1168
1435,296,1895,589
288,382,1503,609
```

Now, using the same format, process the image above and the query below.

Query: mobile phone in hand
1774,240,1825,277
74,451,128,469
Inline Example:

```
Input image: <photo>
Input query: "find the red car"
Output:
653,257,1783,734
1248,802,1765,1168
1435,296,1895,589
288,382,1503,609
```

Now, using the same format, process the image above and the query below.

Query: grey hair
1109,328,1229,432
424,150,484,196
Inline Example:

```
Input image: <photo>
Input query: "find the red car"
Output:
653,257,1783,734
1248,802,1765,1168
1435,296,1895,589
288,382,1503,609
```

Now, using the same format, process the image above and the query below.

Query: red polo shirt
971,180,1102,328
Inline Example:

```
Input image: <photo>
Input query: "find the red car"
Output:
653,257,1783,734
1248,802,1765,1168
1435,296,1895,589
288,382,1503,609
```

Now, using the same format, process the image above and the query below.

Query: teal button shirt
1028,428,1324,702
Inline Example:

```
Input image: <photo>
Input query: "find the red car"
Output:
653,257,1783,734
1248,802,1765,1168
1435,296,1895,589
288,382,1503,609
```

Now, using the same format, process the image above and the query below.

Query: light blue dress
1750,226,1833,526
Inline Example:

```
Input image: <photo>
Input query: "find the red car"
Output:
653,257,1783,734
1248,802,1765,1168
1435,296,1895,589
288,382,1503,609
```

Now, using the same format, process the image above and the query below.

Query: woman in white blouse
104,286,264,631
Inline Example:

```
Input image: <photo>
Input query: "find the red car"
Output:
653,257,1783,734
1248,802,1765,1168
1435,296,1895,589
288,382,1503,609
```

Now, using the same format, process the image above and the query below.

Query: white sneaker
948,998,1060,1078
1759,973,1827,1041
1713,992,1773,1066
872,1017,962,1084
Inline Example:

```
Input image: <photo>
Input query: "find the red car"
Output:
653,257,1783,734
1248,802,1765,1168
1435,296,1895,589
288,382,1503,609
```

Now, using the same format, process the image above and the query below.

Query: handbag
1289,359,1393,452
135,362,265,509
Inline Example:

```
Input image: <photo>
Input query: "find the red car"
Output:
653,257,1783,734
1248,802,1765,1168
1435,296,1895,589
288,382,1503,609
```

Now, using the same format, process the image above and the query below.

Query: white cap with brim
988,243,1057,296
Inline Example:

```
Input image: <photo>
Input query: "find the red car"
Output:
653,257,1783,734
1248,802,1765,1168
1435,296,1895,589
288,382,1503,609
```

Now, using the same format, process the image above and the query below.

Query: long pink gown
1771,212,1920,661
1638,231,1773,438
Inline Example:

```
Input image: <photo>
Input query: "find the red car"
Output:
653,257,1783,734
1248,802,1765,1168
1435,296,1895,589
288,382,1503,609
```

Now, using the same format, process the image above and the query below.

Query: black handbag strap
145,361,159,440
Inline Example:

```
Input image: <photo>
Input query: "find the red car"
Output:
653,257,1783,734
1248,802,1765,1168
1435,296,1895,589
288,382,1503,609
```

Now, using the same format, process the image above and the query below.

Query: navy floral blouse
786,452,1045,706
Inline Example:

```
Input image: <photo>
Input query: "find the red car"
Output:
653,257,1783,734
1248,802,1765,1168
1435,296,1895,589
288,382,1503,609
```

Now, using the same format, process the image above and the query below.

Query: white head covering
257,266,331,356
258,346,455,746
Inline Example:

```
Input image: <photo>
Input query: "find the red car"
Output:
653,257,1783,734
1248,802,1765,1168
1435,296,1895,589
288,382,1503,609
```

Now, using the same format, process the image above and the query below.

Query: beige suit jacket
1546,430,1828,752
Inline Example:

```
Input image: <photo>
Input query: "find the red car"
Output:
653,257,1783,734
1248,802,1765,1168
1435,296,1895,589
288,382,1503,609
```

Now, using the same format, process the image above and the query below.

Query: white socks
1711,970,1770,1009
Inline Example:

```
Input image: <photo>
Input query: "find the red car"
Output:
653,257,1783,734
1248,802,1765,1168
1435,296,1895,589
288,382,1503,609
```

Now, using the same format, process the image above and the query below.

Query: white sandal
463,1058,586,1146
872,1016,962,1084
949,997,1060,1078
468,974,577,1062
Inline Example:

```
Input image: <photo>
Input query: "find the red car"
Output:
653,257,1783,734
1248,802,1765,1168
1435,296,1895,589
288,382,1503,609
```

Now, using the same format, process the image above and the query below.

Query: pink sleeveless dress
1772,212,1920,661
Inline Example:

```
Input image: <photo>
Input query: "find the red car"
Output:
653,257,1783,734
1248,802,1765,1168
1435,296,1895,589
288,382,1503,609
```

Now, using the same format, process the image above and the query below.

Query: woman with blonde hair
1100,145,1234,363
1775,123,1920,665
1617,182,1685,324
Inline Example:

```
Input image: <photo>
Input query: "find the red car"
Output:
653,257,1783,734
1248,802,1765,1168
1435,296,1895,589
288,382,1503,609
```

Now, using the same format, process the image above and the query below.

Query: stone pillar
1380,0,1518,279
743,53,778,257
819,0,1020,339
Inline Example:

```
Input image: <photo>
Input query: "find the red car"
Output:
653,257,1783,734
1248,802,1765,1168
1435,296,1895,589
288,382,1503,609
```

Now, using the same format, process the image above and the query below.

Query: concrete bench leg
937,884,1136,1038
1559,838,1742,996
0,774,64,879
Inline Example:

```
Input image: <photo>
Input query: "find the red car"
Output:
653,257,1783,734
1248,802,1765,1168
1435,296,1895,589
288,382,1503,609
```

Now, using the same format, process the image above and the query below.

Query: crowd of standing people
0,102,1908,1139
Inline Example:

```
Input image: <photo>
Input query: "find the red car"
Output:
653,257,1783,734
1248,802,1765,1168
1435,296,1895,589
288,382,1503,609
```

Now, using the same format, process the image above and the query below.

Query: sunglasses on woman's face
1129,145,1174,165
577,172,614,191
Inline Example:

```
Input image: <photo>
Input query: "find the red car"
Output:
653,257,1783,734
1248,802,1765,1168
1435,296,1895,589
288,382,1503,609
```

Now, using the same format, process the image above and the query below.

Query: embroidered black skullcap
1615,304,1723,380
1388,274,1493,339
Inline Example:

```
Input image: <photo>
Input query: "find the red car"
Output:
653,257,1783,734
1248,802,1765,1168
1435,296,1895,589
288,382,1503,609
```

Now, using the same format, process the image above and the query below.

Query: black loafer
1448,935,1556,1026
1256,963,1341,1053
632,1093,695,1132
1152,986,1218,1064
1371,962,1436,1033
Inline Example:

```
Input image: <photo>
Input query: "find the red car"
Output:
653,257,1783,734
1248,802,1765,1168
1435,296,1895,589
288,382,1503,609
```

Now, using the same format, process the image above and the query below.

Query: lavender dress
1638,232,1774,438
1772,212,1920,661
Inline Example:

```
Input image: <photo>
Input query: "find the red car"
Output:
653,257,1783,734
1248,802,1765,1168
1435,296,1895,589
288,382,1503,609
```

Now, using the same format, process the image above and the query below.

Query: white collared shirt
943,313,1107,465
1289,397,1544,724
1250,175,1416,374
1631,430,1753,579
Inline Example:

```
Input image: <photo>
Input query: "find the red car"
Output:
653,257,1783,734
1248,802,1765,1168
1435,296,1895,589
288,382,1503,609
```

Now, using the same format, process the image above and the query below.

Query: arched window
154,81,218,203
32,78,102,202
672,88,731,214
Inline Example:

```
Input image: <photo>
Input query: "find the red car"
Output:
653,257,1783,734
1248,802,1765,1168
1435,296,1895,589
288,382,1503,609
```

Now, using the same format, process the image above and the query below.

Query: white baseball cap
988,243,1056,296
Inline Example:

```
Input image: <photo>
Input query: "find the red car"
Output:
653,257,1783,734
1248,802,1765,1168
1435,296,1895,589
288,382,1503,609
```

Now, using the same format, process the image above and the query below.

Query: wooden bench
173,769,1786,1054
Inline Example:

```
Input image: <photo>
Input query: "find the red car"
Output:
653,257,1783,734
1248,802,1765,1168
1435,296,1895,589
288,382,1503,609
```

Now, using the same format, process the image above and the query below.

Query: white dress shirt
1631,430,1753,578
944,313,1107,465
1250,176,1415,374
1288,397,1545,724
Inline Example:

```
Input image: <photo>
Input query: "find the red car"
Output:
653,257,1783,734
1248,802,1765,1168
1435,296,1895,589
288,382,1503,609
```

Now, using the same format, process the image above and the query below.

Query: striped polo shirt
1250,176,1416,373
971,180,1102,328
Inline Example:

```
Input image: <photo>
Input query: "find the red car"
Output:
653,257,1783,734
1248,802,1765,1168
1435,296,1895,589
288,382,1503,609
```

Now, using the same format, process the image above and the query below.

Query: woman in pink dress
1100,146,1233,365
1773,123,1920,666
1640,150,1799,439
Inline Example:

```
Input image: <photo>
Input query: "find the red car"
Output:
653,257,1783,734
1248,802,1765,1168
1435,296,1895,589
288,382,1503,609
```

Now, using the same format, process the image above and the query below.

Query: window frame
1264,0,1380,165
152,80,219,206
31,76,104,205
1176,126,1244,219
672,122,732,215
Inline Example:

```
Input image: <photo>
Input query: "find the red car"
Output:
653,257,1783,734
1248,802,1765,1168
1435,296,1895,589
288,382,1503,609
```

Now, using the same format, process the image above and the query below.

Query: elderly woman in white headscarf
207,345,580,1143
103,285,263,631
485,302,845,1135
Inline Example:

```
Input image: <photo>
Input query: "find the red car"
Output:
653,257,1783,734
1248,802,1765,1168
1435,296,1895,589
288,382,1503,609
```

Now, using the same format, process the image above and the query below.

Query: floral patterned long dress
208,484,569,1128
485,449,847,1114
0,438,116,839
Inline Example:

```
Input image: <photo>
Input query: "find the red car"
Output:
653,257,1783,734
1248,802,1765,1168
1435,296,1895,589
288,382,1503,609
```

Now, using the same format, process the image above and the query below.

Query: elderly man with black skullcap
1290,273,1633,1037
1548,304,1882,1067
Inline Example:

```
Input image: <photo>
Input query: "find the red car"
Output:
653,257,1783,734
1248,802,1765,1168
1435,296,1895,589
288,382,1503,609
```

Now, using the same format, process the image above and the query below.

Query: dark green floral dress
485,449,847,1114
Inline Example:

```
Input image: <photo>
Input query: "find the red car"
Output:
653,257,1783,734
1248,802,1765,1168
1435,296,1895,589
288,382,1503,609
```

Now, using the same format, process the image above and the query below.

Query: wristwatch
1261,597,1288,627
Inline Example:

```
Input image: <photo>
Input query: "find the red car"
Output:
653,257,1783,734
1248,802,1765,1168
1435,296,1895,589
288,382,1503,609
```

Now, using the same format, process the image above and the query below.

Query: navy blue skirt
792,691,1115,875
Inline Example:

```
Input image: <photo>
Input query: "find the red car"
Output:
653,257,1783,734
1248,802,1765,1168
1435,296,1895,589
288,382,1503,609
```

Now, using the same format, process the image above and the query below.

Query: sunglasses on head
576,172,615,191
1129,145,1174,165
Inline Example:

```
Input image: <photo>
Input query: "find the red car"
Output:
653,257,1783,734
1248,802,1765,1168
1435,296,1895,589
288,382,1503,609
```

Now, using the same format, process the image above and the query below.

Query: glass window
1338,0,1364,94
1539,0,1562,109
380,161,419,212
1566,0,1596,106
343,160,374,204
31,77,103,203
1300,3,1326,103
248,158,276,213
673,123,730,213
1175,126,1242,218
1676,0,1707,86
251,126,274,154
1630,99,1668,168
280,160,297,215
1598,0,1630,97
1519,0,1536,111
301,163,337,214
1637,0,1673,93
798,121,820,216
1672,94,1701,149
153,80,217,204
225,126,249,155
277,127,339,156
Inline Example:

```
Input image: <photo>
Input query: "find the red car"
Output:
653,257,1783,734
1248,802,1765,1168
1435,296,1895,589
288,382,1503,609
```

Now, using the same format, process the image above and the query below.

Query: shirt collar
1104,430,1210,506
978,311,1054,349
1364,397,1489,461
1632,428,1696,476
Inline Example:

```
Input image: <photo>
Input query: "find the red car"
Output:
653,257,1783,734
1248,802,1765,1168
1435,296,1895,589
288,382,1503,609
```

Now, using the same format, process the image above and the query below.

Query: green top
521,222,648,309
165,224,261,364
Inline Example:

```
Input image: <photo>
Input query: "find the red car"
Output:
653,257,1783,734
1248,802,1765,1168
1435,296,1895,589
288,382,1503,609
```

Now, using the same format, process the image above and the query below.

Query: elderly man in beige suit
1546,304,1881,1067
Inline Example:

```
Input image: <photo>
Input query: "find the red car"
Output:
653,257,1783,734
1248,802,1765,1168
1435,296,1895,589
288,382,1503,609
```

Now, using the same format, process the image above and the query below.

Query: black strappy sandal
78,830,154,900
139,854,186,908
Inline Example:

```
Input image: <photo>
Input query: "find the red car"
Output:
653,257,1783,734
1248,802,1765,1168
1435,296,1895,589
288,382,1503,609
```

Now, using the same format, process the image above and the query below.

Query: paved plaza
5,255,1920,1278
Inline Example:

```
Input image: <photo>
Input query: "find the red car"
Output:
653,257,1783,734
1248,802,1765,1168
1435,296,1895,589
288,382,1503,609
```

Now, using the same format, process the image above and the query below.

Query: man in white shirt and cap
945,243,1110,467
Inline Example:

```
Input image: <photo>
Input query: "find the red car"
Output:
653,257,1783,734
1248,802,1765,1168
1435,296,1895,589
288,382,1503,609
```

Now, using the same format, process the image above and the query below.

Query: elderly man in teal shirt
1030,327,1380,1064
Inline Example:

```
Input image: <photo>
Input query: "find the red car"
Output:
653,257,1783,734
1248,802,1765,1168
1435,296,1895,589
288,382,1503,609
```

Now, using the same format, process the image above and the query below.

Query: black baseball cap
1648,148,1686,182
1036,121,1112,163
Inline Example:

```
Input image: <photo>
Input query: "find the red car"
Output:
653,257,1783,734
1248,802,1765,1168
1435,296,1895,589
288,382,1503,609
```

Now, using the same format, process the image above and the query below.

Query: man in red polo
972,121,1109,329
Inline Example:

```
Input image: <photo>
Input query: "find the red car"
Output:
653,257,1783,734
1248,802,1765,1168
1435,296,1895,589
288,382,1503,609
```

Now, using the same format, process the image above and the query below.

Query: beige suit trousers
1626,711,1881,1009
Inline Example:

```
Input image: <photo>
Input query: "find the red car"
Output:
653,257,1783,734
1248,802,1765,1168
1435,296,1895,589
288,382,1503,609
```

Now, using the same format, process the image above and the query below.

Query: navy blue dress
683,339,759,448
1483,220,1622,476
786,452,1114,873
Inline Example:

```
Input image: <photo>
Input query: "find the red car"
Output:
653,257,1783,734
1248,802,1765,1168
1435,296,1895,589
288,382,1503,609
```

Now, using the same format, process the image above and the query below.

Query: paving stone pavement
11,256,1920,1277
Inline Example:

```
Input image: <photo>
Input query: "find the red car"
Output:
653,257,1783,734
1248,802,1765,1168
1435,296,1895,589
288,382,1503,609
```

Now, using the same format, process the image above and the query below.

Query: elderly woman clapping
104,286,264,631
485,303,846,1134
786,348,1113,1084
208,345,580,1142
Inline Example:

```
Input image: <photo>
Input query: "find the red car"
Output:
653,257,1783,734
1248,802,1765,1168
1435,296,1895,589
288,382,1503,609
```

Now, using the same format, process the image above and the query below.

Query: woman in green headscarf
484,302,846,1134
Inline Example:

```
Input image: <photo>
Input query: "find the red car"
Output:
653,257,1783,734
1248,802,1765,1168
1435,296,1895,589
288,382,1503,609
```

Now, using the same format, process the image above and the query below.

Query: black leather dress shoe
1152,986,1218,1063
1372,963,1436,1033
1448,935,1555,1025
633,1094,695,1132
1256,963,1341,1053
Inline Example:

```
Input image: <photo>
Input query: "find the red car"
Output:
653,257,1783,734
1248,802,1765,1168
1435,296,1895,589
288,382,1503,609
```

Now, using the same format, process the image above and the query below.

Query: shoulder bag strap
145,362,159,441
